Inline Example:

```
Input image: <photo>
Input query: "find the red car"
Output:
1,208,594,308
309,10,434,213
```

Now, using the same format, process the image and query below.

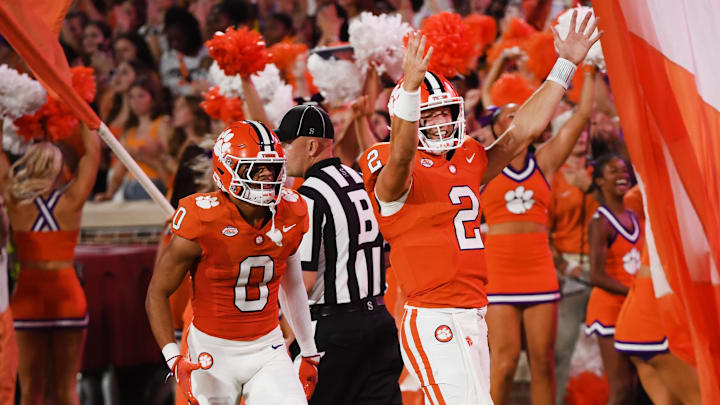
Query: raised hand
551,10,603,65
402,33,433,92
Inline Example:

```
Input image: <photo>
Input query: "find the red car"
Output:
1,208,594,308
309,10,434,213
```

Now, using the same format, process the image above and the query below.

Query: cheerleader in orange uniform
614,187,701,405
481,67,596,405
7,125,100,405
585,155,641,405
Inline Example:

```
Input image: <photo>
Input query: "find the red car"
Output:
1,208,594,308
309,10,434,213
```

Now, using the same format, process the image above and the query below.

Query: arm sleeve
278,252,318,357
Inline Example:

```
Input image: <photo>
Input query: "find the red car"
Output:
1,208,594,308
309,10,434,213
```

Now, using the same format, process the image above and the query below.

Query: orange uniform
614,248,668,358
614,188,667,357
359,138,489,309
549,166,599,255
171,189,308,341
479,153,560,304
584,206,642,337
11,229,88,329
12,187,88,330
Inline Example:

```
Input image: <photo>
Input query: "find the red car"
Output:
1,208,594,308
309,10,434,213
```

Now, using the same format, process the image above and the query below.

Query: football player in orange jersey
146,121,321,405
358,13,602,405
585,155,642,405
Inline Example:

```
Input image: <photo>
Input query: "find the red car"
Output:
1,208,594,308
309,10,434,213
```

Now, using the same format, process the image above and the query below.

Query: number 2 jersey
359,137,489,309
171,189,309,341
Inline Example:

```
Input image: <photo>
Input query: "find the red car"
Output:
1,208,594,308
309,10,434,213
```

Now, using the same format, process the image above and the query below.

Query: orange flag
595,1,720,402
0,0,100,129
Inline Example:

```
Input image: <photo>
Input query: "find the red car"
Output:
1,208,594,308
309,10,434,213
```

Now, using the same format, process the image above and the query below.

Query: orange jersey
479,154,551,226
171,189,309,341
549,166,599,254
594,206,642,288
359,138,489,309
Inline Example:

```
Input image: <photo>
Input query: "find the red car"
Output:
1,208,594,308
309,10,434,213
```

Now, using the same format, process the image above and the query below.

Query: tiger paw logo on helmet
504,186,535,214
195,195,219,209
213,128,234,159
622,247,641,275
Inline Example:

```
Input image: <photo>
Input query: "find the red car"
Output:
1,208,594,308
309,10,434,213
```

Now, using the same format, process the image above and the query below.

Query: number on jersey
366,149,382,174
449,186,485,250
234,255,274,312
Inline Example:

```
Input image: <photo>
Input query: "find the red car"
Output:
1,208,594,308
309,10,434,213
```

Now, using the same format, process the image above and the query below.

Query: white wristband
392,87,420,122
546,58,577,90
162,342,181,368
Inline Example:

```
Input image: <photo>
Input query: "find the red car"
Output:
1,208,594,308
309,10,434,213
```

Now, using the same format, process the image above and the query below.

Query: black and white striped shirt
296,158,385,305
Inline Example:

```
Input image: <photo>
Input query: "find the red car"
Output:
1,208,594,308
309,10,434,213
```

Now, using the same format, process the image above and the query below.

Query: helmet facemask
418,94,465,154
219,151,286,206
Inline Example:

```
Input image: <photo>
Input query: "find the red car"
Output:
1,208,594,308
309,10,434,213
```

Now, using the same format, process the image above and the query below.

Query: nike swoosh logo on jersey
272,344,283,350
283,224,297,232
561,191,571,197
466,153,476,164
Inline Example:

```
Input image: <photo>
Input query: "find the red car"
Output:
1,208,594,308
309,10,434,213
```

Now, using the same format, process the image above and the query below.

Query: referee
276,105,403,405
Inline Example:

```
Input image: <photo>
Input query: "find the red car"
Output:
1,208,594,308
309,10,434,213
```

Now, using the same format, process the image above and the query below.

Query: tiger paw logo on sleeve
504,186,535,214
281,188,299,202
195,195,220,209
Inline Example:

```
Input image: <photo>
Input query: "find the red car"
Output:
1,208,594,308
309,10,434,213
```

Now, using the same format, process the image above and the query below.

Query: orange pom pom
505,17,537,39
269,39,307,88
418,12,475,78
206,27,271,77
14,68,97,142
200,87,245,125
522,31,557,81
13,108,44,141
487,17,537,65
464,14,497,54
490,73,537,106
564,372,609,405
70,66,97,103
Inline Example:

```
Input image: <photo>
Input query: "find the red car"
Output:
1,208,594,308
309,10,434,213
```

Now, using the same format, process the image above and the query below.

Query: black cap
275,104,334,142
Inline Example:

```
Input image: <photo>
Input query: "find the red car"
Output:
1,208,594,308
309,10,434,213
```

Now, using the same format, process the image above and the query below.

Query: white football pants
187,324,307,405
400,306,494,405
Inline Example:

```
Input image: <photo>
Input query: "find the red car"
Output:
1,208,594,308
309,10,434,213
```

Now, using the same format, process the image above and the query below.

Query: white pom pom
349,12,412,81
2,117,31,155
0,65,47,118
209,62,293,127
307,54,365,106
208,61,244,97
568,331,605,377
251,64,294,128
554,7,605,73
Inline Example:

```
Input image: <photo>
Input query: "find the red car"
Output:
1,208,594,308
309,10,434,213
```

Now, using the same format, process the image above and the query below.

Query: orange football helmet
212,120,286,206
388,71,465,153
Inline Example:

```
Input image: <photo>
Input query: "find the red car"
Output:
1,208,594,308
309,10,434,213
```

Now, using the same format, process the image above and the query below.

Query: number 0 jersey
359,137,489,308
171,189,309,340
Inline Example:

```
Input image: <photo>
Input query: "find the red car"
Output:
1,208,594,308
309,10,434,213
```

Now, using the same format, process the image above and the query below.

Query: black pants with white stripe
309,307,403,405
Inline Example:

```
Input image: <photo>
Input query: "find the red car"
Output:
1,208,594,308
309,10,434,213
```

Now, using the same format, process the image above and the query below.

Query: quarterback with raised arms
359,13,602,404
